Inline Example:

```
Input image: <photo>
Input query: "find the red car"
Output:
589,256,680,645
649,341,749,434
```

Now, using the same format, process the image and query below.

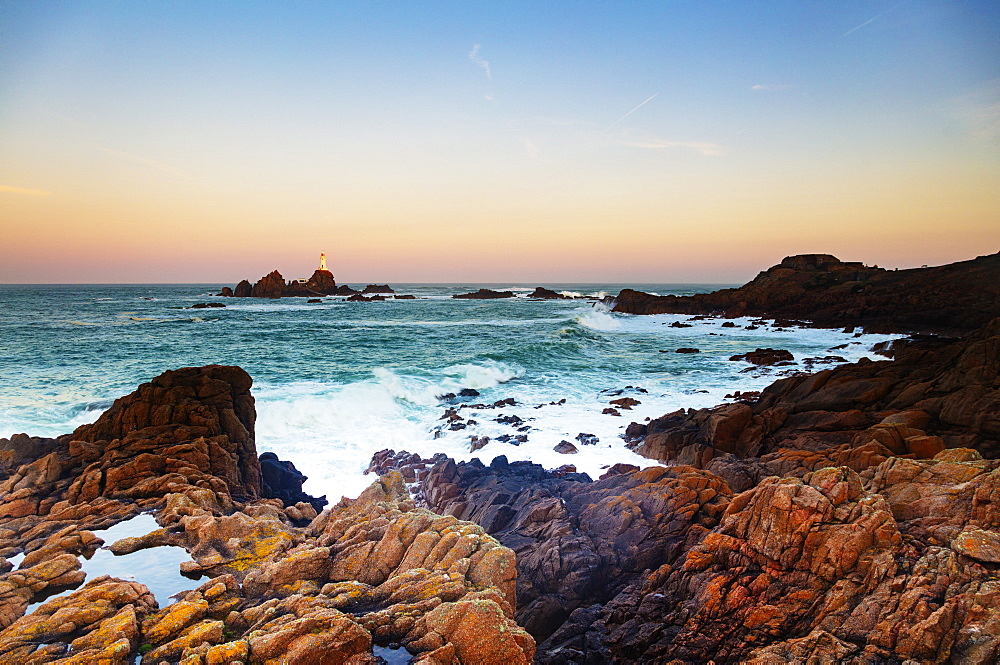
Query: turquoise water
0,283,899,499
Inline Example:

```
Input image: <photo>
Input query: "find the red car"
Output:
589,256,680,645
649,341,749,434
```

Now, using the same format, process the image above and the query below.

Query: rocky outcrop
528,287,568,299
69,365,262,502
378,455,731,645
554,465,1000,663
250,270,287,299
361,284,394,294
631,317,1000,473
233,279,252,297
381,447,1000,663
223,268,351,298
0,368,534,664
730,348,794,365
0,366,323,562
609,251,1000,335
284,269,338,297
453,289,515,299
260,452,326,513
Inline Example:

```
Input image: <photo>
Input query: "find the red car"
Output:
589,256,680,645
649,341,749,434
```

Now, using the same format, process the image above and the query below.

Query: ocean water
0,283,901,500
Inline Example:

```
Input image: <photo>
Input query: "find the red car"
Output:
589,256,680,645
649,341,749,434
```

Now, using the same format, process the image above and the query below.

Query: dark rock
361,284,394,294
417,458,731,645
609,397,640,410
607,252,1000,335
623,422,647,440
259,451,327,514
575,433,599,446
669,321,692,328
394,294,416,299
554,441,578,454
307,298,322,303
675,347,700,354
721,321,736,327
250,270,286,298
458,388,480,397
190,302,225,309
730,348,794,365
453,289,516,299
529,287,568,299
233,279,252,297
218,286,234,297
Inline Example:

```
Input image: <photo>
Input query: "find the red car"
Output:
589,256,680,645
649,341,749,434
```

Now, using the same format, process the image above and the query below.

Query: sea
0,283,902,501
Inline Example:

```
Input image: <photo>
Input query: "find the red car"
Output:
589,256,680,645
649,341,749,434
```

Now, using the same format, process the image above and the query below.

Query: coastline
0,253,998,662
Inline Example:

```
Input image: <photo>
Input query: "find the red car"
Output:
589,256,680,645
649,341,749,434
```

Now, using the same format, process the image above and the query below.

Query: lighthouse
319,252,328,271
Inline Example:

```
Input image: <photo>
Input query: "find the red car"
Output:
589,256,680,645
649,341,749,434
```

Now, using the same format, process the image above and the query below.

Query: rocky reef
453,289,516,300
0,366,534,663
219,269,366,299
609,252,1000,335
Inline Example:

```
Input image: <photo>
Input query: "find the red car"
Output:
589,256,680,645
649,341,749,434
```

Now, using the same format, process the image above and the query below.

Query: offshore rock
250,269,286,298
609,251,1000,335
528,287,568,299
453,289,515,299
226,268,344,298
729,347,794,365
233,279,252,297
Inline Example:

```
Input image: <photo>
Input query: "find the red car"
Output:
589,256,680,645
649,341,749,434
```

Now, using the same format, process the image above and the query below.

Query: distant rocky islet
217,265,579,303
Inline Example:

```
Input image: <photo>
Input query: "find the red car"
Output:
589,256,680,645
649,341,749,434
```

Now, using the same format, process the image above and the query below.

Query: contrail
603,92,660,134
843,0,910,37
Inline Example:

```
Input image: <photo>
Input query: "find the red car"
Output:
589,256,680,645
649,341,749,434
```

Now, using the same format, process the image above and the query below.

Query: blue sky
1,1,997,282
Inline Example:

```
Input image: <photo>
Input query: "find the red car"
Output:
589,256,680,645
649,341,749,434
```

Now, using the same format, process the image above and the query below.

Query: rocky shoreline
2,253,998,663
0,366,533,663
607,252,1000,336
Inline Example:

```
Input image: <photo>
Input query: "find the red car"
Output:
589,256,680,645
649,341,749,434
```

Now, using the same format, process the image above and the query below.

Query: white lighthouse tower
319,252,328,271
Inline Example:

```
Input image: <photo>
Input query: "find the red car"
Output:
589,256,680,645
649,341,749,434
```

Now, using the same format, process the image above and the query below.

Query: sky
1,1,998,284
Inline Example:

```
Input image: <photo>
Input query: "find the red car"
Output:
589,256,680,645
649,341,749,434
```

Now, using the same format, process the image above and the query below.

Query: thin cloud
622,138,726,157
0,184,52,196
604,92,660,134
751,84,792,91
468,44,491,79
843,0,910,37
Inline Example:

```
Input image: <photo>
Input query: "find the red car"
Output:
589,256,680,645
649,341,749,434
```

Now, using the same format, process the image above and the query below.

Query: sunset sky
2,1,997,284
